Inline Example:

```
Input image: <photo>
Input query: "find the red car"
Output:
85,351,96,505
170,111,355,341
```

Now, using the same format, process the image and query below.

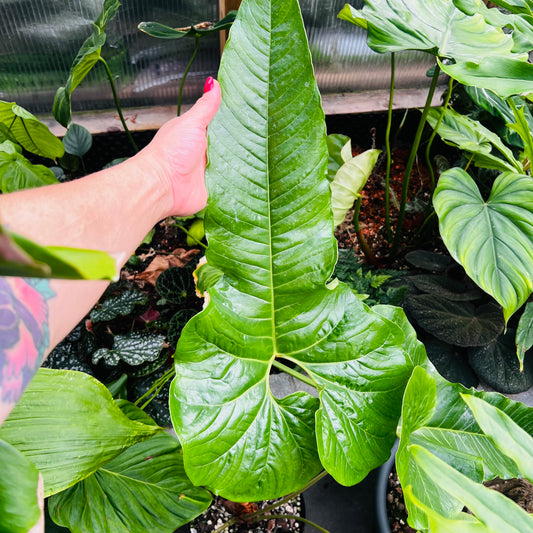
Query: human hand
137,77,221,218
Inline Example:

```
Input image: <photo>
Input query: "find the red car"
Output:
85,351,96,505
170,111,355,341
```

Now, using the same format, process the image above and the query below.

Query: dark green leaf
490,0,533,15
0,369,161,496
92,332,165,366
90,290,148,323
168,309,197,347
405,250,451,272
468,330,533,393
434,169,533,322
49,433,212,533
0,101,65,159
63,123,93,157
0,439,40,533
408,274,483,301
406,295,504,346
156,267,191,304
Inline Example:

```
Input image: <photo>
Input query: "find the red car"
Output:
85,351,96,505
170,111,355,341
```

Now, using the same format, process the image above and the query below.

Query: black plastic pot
376,439,399,533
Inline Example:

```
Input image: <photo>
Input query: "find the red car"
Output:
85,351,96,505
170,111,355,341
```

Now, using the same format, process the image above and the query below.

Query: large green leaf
0,101,64,160
396,367,533,530
439,57,533,98
410,444,533,533
48,433,212,533
0,150,59,192
434,168,533,322
516,302,533,369
338,1,521,61
0,439,40,533
0,369,161,497
170,0,417,502
462,394,533,481
425,107,521,173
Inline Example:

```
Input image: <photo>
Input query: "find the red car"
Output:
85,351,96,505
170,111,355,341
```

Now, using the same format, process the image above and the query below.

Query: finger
184,78,221,127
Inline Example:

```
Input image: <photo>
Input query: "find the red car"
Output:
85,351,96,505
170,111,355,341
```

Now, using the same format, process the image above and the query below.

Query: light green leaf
138,11,236,39
516,302,533,369
326,133,351,181
338,0,521,62
439,57,533,98
0,369,161,496
48,433,212,533
0,101,64,160
0,151,59,192
0,439,40,533
490,0,533,15
426,107,521,173
331,148,380,226
63,123,92,157
410,444,533,533
462,394,533,481
1,230,117,280
170,0,417,501
434,168,533,322
94,0,121,31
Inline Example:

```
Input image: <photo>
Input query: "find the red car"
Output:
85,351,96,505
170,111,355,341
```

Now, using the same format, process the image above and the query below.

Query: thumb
184,77,221,127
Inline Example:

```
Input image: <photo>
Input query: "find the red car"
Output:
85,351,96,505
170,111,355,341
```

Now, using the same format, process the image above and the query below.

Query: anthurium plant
1,1,533,532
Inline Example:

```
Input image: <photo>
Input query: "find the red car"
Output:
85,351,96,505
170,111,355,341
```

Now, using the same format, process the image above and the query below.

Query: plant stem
425,75,453,192
390,63,441,257
385,53,395,242
174,223,207,249
99,57,139,153
272,359,316,388
134,366,175,409
212,470,330,533
267,515,330,533
177,36,200,116
507,97,533,173
352,196,378,265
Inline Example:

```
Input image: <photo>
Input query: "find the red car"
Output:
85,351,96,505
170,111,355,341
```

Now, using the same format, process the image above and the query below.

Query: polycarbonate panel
0,0,436,117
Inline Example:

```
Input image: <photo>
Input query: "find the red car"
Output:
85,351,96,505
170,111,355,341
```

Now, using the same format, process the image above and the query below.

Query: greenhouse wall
1,0,438,127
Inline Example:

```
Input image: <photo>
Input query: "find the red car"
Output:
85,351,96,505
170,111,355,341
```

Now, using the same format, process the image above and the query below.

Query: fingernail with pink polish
204,77,215,93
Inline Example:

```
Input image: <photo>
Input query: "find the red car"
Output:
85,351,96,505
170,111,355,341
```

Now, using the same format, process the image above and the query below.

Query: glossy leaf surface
338,1,520,61
516,302,533,369
439,57,533,98
90,290,148,323
170,0,417,501
0,101,64,159
0,439,40,533
434,168,533,322
63,123,93,157
49,433,212,533
0,369,160,496
92,332,165,366
426,107,521,173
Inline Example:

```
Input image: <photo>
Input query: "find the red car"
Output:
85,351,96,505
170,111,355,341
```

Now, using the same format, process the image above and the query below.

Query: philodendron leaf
0,439,40,533
48,433,212,533
434,168,533,323
338,1,521,62
170,0,417,502
0,101,64,159
426,107,521,173
410,444,533,533
326,133,351,181
439,57,533,98
63,123,92,157
462,394,533,481
397,368,532,530
331,148,380,226
0,369,161,496
0,151,59,192
516,302,533,370
138,11,237,39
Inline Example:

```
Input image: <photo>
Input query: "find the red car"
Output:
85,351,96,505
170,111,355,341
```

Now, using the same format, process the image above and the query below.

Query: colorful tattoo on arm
0,278,54,404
